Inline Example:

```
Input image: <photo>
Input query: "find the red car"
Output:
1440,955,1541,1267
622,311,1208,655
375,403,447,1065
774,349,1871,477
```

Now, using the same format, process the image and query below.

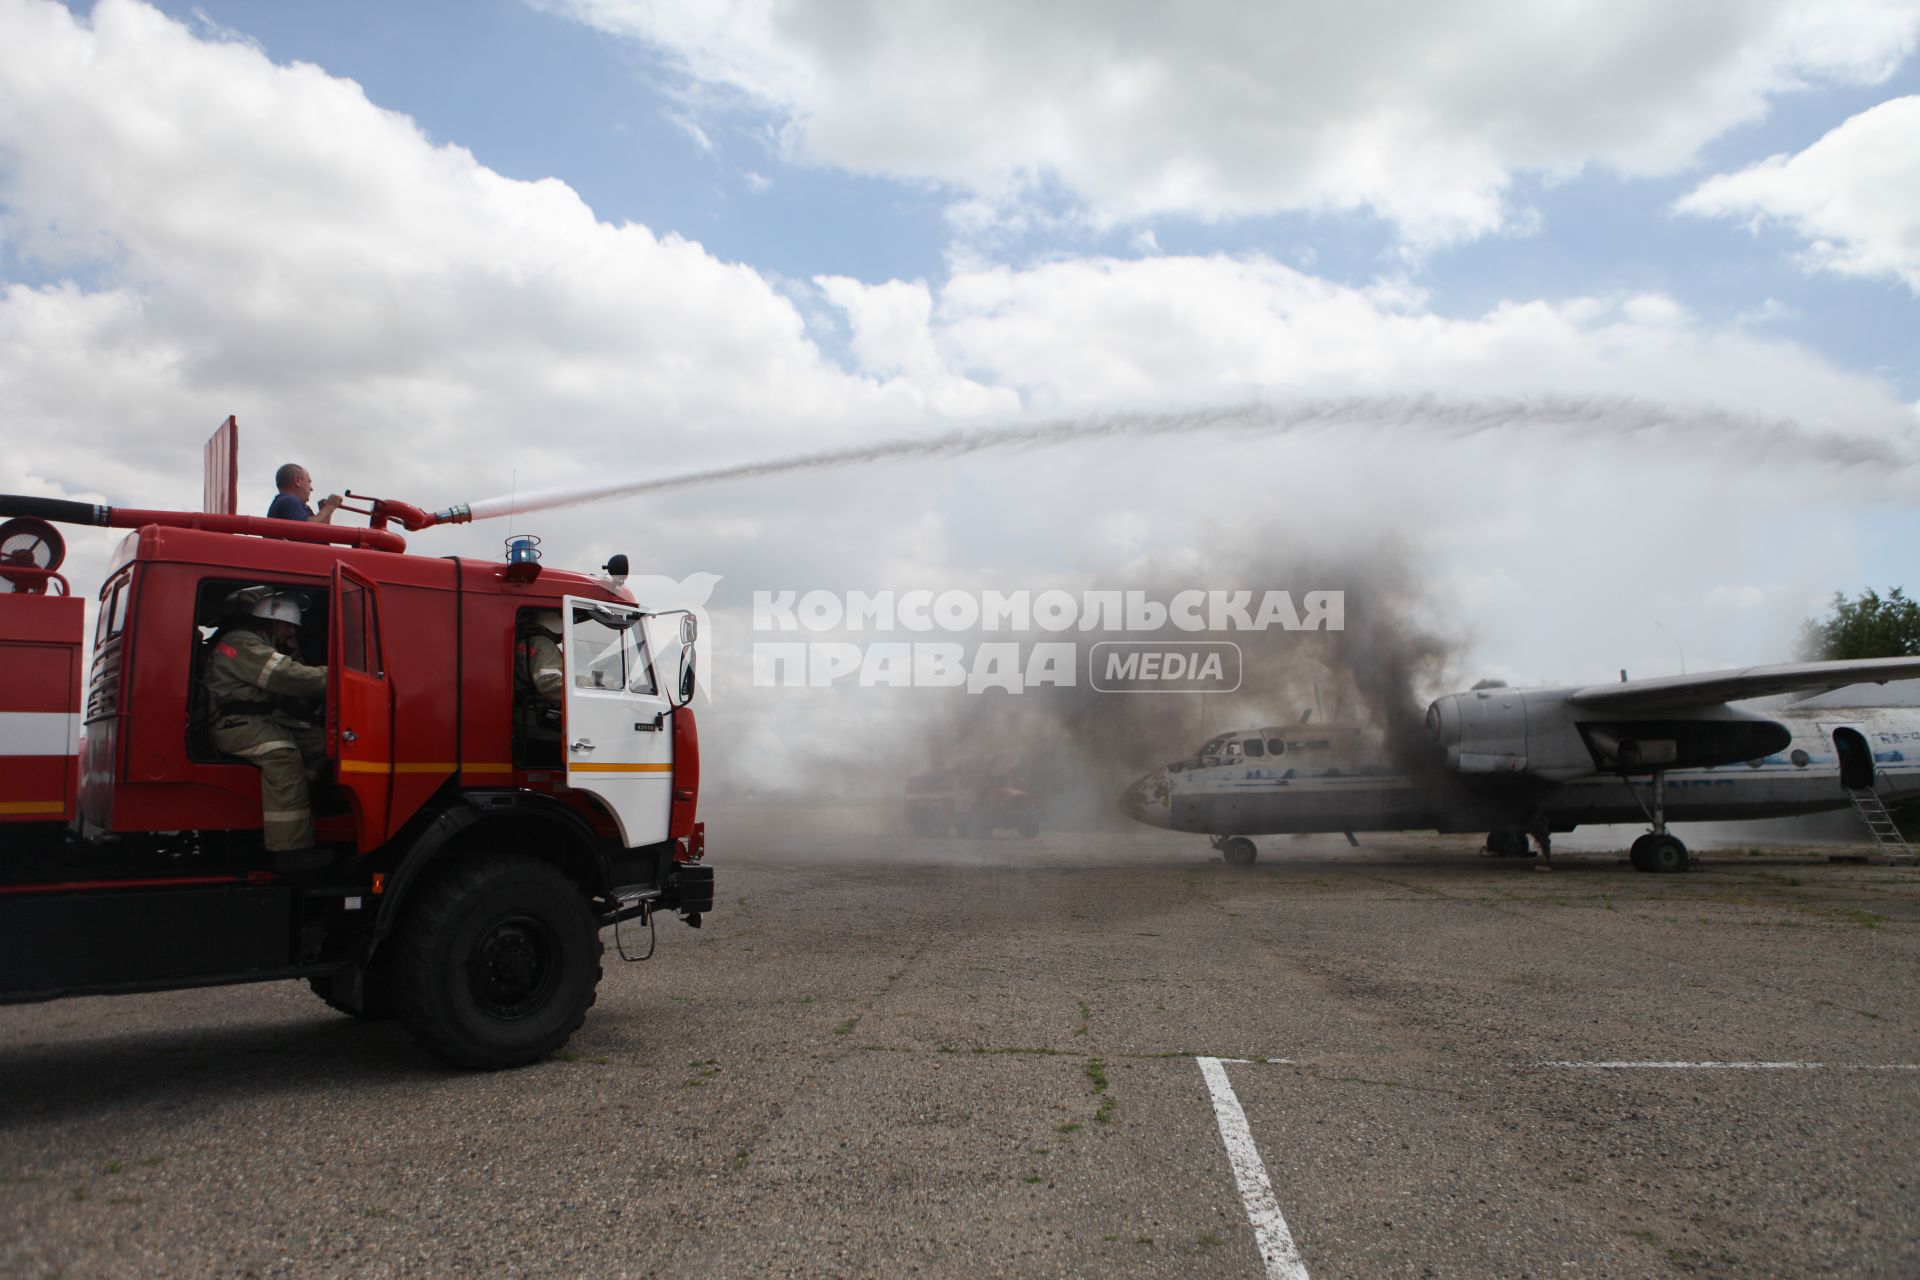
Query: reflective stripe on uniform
261,808,311,822
231,738,298,758
255,651,288,688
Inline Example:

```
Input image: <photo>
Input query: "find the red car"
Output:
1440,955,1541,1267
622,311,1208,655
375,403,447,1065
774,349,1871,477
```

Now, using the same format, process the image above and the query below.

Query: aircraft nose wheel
1220,837,1258,866
1630,833,1689,873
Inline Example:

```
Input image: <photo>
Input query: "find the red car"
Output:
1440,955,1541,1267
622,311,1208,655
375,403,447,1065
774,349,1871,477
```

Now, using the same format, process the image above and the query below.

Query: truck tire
391,852,603,1070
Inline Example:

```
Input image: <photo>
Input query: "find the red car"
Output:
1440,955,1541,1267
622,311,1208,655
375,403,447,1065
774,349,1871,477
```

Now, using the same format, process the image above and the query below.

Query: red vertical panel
202,415,238,515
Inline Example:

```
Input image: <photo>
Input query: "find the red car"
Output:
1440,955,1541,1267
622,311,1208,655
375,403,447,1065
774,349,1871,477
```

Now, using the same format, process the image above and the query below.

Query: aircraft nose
1119,768,1172,827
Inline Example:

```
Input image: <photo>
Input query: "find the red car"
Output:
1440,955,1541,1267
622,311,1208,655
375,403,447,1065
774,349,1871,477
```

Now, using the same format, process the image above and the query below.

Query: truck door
330,565,394,852
562,597,673,847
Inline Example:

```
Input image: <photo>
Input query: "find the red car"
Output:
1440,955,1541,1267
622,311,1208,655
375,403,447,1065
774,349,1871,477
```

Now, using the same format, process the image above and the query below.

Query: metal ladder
1847,788,1917,865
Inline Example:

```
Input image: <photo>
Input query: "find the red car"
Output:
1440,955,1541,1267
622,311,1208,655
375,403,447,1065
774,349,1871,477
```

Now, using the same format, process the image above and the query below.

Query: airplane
1119,657,1920,871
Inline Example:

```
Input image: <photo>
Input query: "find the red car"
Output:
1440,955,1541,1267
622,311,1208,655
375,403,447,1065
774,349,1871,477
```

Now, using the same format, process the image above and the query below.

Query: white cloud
1677,95,1920,294
538,0,1920,245
0,0,984,496
1736,297,1801,325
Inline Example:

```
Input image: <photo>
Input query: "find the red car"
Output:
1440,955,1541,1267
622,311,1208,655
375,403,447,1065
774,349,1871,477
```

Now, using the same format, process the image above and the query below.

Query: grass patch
1022,1174,1042,1184
1095,1097,1116,1124
1197,1232,1224,1248
733,1149,750,1171
1085,1059,1110,1094
1135,1236,1153,1246
834,1016,861,1036
1056,1122,1082,1134
102,1161,122,1176
70,1186,89,1203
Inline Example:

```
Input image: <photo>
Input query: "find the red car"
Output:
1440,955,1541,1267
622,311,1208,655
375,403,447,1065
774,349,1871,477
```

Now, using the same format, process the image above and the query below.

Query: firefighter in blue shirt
267,463,342,522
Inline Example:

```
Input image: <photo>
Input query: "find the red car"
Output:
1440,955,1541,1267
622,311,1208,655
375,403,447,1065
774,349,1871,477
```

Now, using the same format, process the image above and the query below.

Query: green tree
1797,588,1920,661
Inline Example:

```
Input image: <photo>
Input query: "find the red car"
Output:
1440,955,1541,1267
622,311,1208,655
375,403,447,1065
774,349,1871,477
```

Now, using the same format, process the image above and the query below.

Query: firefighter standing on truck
204,588,329,868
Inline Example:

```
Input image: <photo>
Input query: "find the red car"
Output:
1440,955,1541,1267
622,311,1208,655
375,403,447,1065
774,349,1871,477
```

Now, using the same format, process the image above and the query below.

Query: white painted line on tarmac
1196,1055,1310,1280
1540,1060,1920,1071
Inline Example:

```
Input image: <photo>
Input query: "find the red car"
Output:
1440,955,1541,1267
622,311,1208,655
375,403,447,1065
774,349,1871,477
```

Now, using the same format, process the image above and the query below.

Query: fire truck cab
0,498,711,1069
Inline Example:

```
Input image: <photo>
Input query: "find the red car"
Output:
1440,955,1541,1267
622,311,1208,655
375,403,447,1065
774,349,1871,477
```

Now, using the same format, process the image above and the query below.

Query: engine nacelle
1426,687,1530,773
1429,686,1793,779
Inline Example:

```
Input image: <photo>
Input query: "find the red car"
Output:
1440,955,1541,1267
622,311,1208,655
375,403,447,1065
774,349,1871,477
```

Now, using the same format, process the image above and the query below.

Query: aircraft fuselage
1121,708,1920,838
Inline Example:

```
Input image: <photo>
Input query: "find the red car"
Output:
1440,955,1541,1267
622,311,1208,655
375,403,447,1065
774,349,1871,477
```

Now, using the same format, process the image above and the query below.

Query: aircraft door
561,596,673,847
1832,727,1874,791
329,565,394,851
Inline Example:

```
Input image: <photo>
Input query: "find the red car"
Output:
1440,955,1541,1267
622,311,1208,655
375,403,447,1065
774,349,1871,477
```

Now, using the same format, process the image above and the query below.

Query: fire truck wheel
392,852,603,1070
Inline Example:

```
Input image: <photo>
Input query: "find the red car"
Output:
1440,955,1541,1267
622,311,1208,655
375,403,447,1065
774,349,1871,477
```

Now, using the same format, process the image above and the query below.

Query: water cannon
339,492,472,532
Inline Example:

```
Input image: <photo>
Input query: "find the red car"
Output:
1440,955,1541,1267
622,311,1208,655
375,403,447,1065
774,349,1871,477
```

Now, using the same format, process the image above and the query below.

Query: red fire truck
0,480,711,1069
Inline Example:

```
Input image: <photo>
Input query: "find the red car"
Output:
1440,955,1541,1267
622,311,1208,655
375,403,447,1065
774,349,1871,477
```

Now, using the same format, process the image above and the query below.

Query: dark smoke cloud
706,529,1461,834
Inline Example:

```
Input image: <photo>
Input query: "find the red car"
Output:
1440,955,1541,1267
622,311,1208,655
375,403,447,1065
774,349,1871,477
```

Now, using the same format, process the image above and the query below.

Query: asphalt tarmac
3,810,1917,1278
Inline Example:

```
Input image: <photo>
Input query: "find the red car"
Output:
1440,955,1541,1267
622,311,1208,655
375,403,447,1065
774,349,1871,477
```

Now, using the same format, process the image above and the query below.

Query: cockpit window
1199,734,1231,758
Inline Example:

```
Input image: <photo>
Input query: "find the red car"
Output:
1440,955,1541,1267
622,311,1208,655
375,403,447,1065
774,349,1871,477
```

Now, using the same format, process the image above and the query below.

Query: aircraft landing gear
1628,771,1689,873
1630,832,1688,873
1485,828,1529,858
1218,836,1258,866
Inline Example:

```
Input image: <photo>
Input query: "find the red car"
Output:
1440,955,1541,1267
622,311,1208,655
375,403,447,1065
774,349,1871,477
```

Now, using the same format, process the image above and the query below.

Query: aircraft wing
1567,657,1920,713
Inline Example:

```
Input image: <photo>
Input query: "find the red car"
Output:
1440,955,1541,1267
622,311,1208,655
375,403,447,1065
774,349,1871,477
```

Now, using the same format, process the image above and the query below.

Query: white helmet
250,593,304,626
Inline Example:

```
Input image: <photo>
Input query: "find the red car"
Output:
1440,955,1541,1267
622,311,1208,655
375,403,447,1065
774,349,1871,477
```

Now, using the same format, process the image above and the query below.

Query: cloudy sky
4,0,1919,777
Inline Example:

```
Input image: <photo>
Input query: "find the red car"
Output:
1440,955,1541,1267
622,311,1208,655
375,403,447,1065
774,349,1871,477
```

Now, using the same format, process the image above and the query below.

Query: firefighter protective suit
514,610,564,764
205,611,329,853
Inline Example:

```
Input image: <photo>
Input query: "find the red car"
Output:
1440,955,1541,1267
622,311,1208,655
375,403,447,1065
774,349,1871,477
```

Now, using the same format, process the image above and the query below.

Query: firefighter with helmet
514,608,564,764
204,588,329,868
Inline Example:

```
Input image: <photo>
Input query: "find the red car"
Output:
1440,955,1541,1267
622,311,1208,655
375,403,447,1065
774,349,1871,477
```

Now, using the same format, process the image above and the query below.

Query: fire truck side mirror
680,613,697,644
677,646,696,705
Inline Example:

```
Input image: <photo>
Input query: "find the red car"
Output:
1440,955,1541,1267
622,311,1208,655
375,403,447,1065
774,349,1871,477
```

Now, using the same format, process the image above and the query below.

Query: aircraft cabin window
1266,738,1285,755
1790,749,1811,768
1243,739,1265,758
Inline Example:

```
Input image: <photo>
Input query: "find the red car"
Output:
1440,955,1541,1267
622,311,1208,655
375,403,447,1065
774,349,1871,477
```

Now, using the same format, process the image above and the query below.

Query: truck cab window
338,579,382,675
570,607,654,696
